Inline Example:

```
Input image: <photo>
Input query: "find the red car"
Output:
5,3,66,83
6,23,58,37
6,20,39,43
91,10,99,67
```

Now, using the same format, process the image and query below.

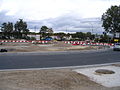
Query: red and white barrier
64,41,114,46
0,40,114,46
0,40,49,44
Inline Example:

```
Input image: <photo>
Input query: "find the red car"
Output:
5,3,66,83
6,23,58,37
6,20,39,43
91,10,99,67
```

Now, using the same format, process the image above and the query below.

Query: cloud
1,0,119,20
0,11,17,24
28,13,104,34
1,0,119,33
0,9,104,34
0,11,104,34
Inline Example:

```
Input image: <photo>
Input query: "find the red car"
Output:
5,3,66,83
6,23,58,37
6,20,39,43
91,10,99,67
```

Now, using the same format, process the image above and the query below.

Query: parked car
113,43,120,51
0,49,7,52
44,37,53,41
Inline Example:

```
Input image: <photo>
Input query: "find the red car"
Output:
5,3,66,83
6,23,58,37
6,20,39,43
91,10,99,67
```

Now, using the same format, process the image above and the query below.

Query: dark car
44,37,53,41
0,49,8,52
113,43,120,51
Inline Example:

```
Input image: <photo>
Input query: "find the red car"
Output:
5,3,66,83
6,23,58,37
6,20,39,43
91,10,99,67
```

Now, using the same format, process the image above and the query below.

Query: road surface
0,49,120,70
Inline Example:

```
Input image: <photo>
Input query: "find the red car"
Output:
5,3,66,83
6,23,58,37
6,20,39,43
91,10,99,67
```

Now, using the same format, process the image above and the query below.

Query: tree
40,26,48,33
72,32,86,40
40,26,53,39
54,32,66,40
1,23,7,39
86,32,95,40
86,32,92,40
102,5,120,34
40,26,48,39
1,22,13,39
46,28,53,37
14,19,29,39
99,34,109,42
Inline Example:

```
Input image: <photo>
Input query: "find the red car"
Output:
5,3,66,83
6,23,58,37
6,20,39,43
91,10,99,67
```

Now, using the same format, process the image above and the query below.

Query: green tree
99,34,109,42
86,32,92,40
102,5,120,34
1,22,13,39
40,26,48,33
46,28,53,37
40,26,53,40
86,32,95,40
54,32,66,40
72,32,86,40
1,22,7,39
40,26,48,40
14,19,29,39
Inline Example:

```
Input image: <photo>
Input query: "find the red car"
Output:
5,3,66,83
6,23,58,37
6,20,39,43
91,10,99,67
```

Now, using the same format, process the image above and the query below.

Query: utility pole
89,23,93,34
0,26,3,38
34,26,37,40
66,27,67,34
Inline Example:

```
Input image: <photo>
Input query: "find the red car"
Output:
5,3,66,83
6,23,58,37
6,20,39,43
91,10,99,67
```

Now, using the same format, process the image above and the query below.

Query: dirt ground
0,41,106,52
0,68,120,90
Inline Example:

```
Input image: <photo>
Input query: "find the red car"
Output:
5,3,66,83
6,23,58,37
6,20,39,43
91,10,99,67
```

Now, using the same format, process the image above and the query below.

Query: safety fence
64,41,114,46
0,40,114,46
0,40,49,44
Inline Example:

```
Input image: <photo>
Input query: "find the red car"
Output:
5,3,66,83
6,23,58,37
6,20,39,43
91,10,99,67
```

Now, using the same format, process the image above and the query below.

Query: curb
0,62,120,71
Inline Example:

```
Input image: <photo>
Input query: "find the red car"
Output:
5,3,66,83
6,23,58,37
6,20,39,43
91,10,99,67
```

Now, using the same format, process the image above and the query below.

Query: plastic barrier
64,41,114,46
0,40,50,44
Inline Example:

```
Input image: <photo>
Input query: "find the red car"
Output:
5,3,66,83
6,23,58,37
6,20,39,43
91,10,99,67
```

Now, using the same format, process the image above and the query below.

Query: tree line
0,21,97,41
39,26,111,42
0,19,29,39
39,26,96,41
0,21,109,42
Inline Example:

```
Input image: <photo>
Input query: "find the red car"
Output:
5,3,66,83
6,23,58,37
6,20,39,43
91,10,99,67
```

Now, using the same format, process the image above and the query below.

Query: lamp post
34,26,36,40
0,26,3,38
89,22,93,34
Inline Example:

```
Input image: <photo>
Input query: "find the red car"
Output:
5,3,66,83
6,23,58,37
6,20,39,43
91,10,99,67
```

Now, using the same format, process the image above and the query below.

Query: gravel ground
0,42,107,52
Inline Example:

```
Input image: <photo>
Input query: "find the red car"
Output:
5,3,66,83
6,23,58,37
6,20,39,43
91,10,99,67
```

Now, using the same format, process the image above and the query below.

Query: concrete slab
74,65,120,87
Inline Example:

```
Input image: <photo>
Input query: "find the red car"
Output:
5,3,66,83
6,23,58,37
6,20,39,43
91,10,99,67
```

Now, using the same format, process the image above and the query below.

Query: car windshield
115,43,120,45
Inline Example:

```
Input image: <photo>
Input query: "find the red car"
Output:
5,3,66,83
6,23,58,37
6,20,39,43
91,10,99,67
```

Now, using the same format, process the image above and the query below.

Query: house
51,35,72,41
27,33,41,40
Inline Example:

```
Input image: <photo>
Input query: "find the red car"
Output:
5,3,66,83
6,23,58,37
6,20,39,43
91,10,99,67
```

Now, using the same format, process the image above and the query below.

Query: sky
0,0,119,33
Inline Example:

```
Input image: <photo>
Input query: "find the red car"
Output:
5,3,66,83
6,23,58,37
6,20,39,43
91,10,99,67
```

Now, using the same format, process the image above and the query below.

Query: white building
27,34,40,40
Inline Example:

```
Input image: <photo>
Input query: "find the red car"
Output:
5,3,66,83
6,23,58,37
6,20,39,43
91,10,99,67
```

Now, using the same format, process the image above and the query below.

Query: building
27,34,41,40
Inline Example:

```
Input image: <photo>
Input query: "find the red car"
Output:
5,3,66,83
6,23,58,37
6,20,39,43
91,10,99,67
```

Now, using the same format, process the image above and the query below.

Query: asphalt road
0,49,120,70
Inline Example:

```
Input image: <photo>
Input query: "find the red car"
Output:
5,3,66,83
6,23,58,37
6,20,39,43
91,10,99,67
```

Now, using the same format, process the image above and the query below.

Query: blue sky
0,0,119,33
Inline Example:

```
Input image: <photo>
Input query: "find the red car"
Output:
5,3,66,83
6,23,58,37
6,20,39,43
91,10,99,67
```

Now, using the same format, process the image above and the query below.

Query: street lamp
89,22,93,34
34,26,37,39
